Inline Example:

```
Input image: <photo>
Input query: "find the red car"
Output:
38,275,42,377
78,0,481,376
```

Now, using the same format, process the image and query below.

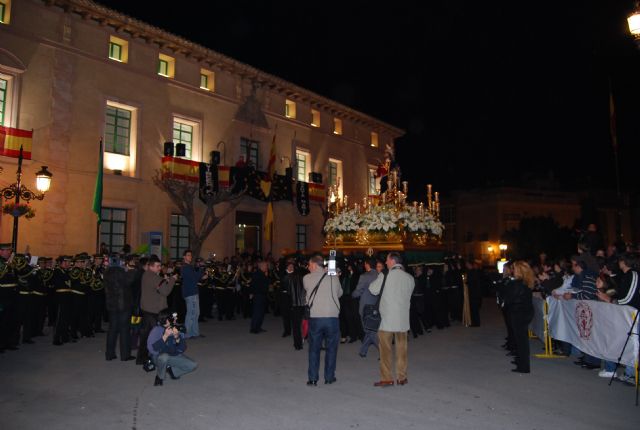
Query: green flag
92,140,103,224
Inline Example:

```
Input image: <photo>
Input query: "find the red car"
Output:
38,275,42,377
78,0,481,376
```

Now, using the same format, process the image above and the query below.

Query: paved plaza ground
1,300,639,430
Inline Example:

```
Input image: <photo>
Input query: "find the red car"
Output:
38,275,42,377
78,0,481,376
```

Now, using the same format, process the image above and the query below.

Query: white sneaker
598,369,615,378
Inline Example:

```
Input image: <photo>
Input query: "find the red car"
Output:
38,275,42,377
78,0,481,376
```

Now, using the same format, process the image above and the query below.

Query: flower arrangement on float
323,166,444,248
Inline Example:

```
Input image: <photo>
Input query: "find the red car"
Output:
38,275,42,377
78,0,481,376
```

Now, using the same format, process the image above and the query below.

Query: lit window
328,158,343,197
296,224,307,251
100,208,128,254
285,99,296,119
333,117,342,135
0,78,7,125
200,68,214,91
105,105,132,155
173,120,193,159
170,214,190,260
108,35,128,63
370,131,379,148
158,53,175,78
311,109,320,127
296,149,309,182
240,137,259,168
0,0,11,25
104,101,138,176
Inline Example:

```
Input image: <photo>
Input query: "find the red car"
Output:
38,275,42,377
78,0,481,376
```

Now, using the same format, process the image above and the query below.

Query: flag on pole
264,201,274,241
92,140,104,224
267,127,277,181
263,126,277,242
0,126,33,159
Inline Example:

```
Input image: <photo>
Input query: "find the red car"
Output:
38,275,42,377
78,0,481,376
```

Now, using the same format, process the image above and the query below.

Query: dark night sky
98,0,640,200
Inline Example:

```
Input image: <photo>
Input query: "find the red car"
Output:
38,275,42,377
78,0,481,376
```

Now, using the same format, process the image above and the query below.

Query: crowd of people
495,234,640,383
1,226,639,388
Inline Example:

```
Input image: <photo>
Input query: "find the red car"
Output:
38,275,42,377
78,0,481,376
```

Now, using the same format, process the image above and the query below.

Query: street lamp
1,146,53,252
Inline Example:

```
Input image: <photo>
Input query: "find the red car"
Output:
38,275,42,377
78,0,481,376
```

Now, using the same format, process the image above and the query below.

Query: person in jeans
369,252,415,387
181,250,204,339
351,258,381,358
147,309,197,386
303,254,342,386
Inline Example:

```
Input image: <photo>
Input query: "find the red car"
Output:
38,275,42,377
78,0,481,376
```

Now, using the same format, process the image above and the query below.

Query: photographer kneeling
147,309,198,386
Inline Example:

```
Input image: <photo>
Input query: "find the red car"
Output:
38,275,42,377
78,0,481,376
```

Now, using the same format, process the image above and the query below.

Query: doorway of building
235,211,262,258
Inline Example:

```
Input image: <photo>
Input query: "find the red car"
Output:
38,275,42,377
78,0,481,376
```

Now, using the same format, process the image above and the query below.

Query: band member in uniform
53,255,73,345
87,254,106,334
238,263,253,319
69,253,90,340
32,256,50,337
14,254,36,344
43,257,57,329
0,244,19,352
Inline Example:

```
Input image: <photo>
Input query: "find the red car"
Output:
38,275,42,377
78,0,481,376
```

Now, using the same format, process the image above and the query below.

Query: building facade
0,0,403,258
441,187,633,264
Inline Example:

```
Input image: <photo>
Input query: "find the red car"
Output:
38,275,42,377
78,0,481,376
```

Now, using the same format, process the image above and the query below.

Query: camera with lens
168,312,186,333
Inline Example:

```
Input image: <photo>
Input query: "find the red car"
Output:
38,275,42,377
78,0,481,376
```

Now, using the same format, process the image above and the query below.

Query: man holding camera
147,309,197,386
303,253,342,386
136,255,176,365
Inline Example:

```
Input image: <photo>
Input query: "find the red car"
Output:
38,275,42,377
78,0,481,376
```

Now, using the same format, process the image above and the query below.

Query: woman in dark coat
504,260,535,373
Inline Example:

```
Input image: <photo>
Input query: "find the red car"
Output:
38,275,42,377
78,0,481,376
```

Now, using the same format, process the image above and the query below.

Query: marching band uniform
53,256,73,345
0,247,19,352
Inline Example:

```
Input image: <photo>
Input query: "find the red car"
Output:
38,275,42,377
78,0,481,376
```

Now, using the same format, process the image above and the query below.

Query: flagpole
93,139,104,253
609,78,623,242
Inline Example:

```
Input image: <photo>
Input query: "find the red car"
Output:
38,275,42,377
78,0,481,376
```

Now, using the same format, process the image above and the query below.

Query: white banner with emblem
547,297,639,367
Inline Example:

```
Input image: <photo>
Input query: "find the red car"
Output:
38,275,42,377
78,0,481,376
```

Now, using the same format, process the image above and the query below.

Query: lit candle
419,202,424,216
435,191,439,203
343,195,348,208
402,181,408,195
427,184,432,209
354,203,360,214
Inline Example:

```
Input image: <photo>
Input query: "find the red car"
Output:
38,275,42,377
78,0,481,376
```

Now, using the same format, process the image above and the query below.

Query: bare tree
152,170,245,258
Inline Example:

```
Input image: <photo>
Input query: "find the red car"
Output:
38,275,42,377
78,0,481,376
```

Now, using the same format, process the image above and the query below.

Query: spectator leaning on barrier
596,253,638,384
563,256,597,301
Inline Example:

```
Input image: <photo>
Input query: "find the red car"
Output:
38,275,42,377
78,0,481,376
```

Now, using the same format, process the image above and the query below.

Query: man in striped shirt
563,256,597,301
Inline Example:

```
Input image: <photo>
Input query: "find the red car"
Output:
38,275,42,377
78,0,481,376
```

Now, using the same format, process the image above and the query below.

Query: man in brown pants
368,252,415,386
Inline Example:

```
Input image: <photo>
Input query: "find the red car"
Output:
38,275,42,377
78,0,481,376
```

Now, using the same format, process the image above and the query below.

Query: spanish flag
161,156,199,183
308,182,325,202
0,126,32,160
218,165,231,189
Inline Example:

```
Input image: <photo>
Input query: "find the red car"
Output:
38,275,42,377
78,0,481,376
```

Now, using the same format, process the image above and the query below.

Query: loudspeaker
309,172,322,184
175,143,186,157
163,141,174,157
210,150,221,165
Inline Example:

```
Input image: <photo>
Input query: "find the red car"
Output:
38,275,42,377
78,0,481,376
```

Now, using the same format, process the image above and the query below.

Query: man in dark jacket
281,261,305,349
249,261,270,333
103,254,137,361
352,258,380,357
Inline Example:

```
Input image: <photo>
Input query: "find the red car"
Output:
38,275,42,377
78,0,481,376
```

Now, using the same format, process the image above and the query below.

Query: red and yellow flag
0,126,32,159
161,156,199,183
218,166,230,189
308,183,325,202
